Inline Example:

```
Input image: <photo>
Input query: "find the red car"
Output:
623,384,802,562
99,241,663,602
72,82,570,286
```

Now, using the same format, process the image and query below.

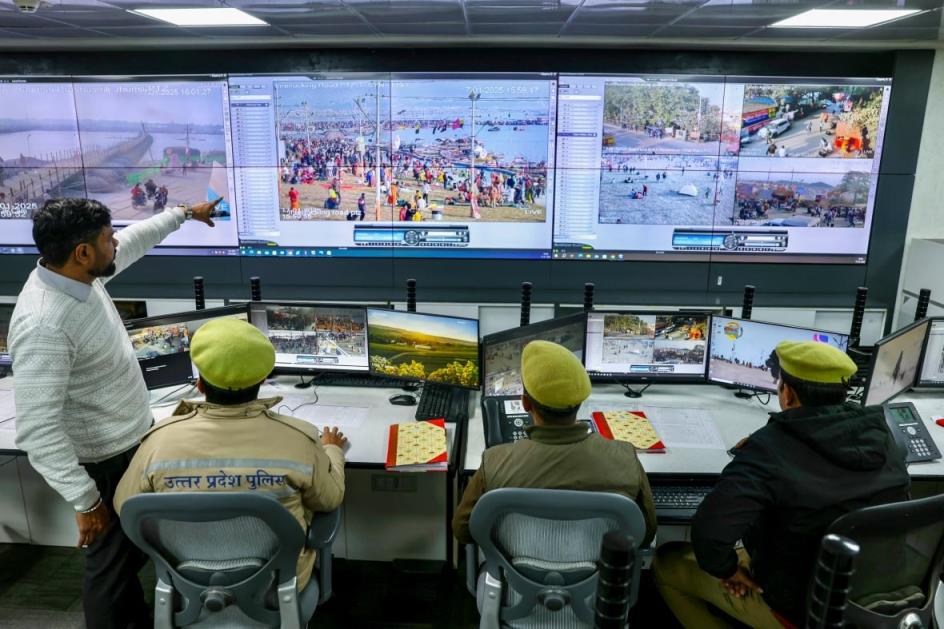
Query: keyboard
314,373,411,388
651,485,713,522
415,384,470,422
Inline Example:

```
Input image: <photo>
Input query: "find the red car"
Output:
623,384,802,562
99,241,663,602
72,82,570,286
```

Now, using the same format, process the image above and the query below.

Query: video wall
0,72,892,264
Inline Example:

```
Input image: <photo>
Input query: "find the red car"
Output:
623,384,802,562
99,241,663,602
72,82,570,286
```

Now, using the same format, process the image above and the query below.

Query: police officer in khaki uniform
115,318,348,590
452,340,657,545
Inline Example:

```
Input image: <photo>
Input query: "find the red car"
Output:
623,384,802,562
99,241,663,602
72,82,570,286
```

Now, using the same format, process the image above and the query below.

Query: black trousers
81,446,151,629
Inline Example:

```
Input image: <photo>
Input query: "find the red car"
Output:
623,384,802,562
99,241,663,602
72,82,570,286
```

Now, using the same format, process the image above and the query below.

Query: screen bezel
916,317,944,389
246,300,373,376
707,315,851,393
585,310,712,384
863,318,931,406
124,304,250,390
481,312,588,396
366,308,481,390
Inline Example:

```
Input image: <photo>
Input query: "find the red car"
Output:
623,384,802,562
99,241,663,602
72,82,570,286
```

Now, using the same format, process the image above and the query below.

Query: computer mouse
389,394,417,406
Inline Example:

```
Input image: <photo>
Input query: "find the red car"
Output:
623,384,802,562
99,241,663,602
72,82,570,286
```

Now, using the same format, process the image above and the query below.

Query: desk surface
0,376,459,468
463,383,944,479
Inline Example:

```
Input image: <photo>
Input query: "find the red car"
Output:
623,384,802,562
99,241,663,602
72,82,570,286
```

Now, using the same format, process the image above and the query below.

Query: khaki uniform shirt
453,423,657,546
114,397,345,590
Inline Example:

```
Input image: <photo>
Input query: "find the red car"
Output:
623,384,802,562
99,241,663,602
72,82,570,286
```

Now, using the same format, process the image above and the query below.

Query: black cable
277,384,320,416
294,375,316,389
754,392,771,406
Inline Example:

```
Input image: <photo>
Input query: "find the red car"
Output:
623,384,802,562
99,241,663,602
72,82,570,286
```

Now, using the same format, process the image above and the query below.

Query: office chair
824,493,944,629
467,488,647,629
121,492,341,629
807,533,860,629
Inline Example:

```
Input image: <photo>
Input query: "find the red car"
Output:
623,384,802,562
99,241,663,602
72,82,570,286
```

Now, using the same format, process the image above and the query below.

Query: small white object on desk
641,406,726,451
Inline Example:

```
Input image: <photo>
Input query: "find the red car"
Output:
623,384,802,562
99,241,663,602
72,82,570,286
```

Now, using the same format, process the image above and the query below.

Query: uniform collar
525,423,590,445
196,396,282,418
35,260,92,302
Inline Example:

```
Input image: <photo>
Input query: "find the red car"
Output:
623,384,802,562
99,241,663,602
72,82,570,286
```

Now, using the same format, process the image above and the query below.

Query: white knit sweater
10,207,186,511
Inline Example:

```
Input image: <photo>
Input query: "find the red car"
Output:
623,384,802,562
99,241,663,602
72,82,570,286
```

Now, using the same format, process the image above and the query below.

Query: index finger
210,196,223,207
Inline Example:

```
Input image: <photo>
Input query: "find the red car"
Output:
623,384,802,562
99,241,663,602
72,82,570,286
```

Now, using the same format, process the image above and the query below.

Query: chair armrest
307,508,341,551
465,544,478,597
307,508,341,605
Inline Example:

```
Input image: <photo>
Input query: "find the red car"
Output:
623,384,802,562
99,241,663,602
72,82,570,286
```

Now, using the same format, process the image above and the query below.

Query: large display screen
708,316,850,392
0,304,12,367
0,72,893,263
554,75,891,264
585,311,709,382
230,73,556,259
918,319,944,387
0,76,239,255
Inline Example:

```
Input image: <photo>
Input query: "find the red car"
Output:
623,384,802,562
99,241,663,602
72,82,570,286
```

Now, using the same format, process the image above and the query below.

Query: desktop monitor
482,313,587,397
0,304,12,368
366,308,480,389
112,300,148,322
918,318,944,388
585,311,710,383
125,304,250,390
247,301,368,374
863,319,931,406
708,316,850,392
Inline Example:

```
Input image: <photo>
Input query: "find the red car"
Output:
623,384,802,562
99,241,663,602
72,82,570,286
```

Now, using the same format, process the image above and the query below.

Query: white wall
897,49,944,327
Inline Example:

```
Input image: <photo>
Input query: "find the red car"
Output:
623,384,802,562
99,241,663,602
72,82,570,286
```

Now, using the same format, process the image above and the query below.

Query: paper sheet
0,389,15,423
273,398,369,430
641,406,726,450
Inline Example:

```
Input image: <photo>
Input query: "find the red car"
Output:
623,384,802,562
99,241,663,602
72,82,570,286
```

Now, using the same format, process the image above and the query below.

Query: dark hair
771,351,849,407
32,198,111,266
202,379,262,406
523,388,580,425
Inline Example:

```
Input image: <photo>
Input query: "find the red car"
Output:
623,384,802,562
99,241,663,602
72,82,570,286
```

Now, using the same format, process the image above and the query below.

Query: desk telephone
482,397,594,447
883,402,941,464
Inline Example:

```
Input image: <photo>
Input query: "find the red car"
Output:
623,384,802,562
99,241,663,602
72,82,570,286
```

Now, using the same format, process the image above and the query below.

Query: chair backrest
469,488,646,627
825,493,944,629
121,492,306,628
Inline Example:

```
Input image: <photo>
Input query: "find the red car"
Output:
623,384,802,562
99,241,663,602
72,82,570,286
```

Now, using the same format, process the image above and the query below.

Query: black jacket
691,402,910,625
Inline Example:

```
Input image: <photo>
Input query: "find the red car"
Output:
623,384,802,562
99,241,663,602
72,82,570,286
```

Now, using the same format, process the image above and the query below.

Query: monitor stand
622,384,651,399
734,389,755,400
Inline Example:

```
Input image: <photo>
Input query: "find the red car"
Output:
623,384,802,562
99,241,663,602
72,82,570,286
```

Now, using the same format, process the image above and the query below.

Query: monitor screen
918,319,944,387
708,316,850,392
553,75,892,264
0,76,239,256
229,73,556,260
0,304,12,367
247,302,368,374
864,319,930,406
367,308,480,389
112,299,148,322
585,311,709,382
482,313,586,397
126,305,249,390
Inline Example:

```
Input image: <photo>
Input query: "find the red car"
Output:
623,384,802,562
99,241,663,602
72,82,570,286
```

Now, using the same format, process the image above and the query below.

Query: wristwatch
181,204,193,220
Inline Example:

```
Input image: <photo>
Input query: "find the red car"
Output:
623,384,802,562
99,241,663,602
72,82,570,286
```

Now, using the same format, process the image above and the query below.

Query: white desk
0,375,467,561
463,383,944,480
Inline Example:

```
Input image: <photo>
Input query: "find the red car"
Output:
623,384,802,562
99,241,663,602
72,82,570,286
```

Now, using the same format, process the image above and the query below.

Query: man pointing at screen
8,196,221,629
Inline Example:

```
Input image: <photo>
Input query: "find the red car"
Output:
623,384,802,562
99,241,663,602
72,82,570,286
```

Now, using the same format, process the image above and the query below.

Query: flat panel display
918,319,944,387
864,318,930,406
585,311,709,382
366,308,480,389
0,304,12,367
708,316,850,392
482,313,586,397
247,301,368,374
0,76,239,256
553,75,892,264
126,305,249,390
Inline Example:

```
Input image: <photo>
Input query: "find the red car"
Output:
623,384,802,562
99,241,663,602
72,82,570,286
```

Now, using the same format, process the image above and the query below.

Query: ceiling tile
569,4,698,25
657,24,758,36
466,5,578,21
675,5,822,27
180,25,283,37
1,25,113,37
742,25,861,37
92,25,203,37
375,21,467,34
560,22,658,35
839,25,942,38
279,22,378,34
470,21,565,34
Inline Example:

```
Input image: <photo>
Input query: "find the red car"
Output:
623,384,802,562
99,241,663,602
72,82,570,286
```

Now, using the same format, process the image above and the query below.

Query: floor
0,544,681,628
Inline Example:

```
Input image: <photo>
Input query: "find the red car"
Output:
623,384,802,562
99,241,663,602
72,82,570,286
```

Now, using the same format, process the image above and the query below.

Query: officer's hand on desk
322,426,348,449
76,499,110,549
720,566,763,599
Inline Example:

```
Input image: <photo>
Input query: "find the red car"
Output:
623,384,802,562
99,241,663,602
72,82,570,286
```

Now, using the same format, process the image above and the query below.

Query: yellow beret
521,340,591,409
775,340,857,384
191,318,275,390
